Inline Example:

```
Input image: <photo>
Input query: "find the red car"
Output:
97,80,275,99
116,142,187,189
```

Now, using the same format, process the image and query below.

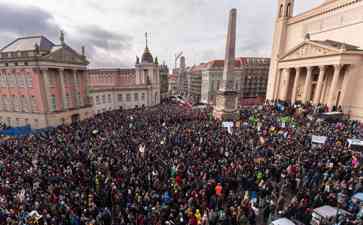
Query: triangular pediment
42,45,88,65
280,40,341,61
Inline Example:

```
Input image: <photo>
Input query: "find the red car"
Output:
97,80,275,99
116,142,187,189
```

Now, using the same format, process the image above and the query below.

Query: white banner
311,135,327,144
348,139,363,146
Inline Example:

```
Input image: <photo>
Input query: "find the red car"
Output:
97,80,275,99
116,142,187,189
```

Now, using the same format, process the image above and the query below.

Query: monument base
213,91,239,121
213,109,239,121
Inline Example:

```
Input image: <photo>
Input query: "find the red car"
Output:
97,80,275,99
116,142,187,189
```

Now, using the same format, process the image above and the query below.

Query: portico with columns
271,38,363,110
0,33,93,129
40,67,89,112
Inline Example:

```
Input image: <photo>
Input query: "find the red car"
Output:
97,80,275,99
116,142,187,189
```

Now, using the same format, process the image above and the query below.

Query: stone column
281,68,291,101
40,68,50,112
59,68,67,110
82,70,88,106
213,8,239,120
274,69,282,100
291,67,300,104
73,69,80,108
327,64,342,110
313,65,326,105
339,65,351,107
302,66,313,103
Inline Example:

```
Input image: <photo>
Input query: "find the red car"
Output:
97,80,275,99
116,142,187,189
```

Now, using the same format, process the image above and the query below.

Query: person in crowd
0,100,362,225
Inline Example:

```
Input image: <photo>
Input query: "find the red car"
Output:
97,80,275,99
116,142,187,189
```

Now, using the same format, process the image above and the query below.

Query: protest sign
222,121,234,134
311,135,327,144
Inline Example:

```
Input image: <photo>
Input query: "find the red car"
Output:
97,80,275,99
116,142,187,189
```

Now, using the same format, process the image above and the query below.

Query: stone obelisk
213,8,239,121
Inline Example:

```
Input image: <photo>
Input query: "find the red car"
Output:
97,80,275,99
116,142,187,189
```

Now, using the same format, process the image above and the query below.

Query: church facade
267,0,363,120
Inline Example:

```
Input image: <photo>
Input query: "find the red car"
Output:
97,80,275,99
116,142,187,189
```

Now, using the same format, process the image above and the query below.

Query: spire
81,46,85,56
141,32,154,63
155,57,159,65
145,32,148,49
60,30,65,45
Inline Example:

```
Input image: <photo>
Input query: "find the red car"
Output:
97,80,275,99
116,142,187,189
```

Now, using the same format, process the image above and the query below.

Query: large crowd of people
0,122,9,132
0,101,363,225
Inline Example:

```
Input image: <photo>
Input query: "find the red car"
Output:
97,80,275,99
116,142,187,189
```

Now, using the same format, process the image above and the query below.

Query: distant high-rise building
159,63,169,100
168,74,177,96
176,56,188,96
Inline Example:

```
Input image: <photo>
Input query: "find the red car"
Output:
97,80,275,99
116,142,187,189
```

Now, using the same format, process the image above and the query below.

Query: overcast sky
0,0,324,69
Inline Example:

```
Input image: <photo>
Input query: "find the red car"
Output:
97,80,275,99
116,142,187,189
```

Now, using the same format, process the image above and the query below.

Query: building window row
0,74,33,88
0,116,40,128
94,92,146,105
0,95,37,112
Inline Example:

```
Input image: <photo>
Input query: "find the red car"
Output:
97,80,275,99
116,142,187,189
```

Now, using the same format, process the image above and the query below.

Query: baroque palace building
267,0,363,120
88,35,161,114
0,33,92,129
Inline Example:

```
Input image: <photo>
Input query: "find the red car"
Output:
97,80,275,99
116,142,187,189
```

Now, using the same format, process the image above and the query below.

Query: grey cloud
0,2,133,67
0,0,325,68
77,25,132,51
70,25,133,67
0,2,59,39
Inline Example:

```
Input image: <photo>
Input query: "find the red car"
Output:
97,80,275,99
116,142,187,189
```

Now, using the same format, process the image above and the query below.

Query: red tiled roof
168,74,177,81
207,59,241,68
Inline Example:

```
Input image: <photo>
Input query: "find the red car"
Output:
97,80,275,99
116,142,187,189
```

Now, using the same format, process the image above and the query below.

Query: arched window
279,4,284,17
286,3,291,17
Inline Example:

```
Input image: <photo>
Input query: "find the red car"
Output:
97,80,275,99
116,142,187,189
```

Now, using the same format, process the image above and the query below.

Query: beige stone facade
267,0,363,120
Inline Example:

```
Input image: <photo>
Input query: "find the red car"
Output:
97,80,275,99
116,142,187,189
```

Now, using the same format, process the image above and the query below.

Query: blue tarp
0,125,32,137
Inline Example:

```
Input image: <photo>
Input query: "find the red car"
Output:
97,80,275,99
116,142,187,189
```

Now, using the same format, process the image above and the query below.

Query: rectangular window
14,75,19,87
20,95,26,112
49,74,56,87
31,96,37,112
77,92,81,105
10,95,16,111
126,93,131,102
118,94,123,102
0,96,3,111
66,93,71,108
108,94,112,103
134,93,139,101
0,74,4,87
102,95,106,104
7,75,12,87
51,95,57,111
26,74,33,88
19,74,25,87
141,93,145,101
96,96,100,105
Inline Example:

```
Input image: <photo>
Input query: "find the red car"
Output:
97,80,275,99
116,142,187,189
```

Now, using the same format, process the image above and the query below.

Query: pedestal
213,91,239,121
